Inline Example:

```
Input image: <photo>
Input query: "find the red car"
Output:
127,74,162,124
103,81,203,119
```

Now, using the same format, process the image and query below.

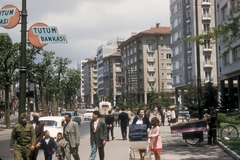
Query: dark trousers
98,146,104,160
44,154,53,160
114,120,119,126
107,127,114,140
120,126,127,139
31,148,39,160
208,126,217,144
161,115,165,125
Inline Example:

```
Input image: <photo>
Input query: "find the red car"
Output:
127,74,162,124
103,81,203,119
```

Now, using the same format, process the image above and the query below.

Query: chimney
156,23,160,28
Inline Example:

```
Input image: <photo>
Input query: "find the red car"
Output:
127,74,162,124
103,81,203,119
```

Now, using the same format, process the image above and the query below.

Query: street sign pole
19,0,27,121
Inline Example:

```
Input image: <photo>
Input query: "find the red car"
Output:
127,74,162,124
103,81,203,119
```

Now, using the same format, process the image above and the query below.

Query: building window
162,83,164,89
148,44,154,51
167,54,171,59
162,73,164,79
167,63,171,69
167,83,172,88
161,53,164,59
161,63,164,68
167,73,172,79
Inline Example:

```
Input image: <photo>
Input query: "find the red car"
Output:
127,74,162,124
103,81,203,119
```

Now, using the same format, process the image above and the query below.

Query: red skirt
150,148,162,152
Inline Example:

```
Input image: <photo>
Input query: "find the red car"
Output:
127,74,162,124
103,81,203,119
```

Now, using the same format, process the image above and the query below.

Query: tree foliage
0,35,20,128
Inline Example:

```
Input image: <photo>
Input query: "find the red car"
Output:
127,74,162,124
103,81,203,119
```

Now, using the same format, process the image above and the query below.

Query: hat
32,112,40,117
20,113,28,118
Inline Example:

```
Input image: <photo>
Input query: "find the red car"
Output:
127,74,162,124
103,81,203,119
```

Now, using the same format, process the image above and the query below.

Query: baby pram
128,124,151,160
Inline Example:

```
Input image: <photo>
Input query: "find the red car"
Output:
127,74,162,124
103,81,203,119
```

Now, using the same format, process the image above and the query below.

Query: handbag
129,124,148,141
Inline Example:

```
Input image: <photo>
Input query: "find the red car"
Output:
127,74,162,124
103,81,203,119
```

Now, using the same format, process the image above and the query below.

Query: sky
0,0,170,69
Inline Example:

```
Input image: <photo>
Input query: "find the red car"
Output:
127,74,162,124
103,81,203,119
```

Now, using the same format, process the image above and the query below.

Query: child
55,132,66,160
149,117,162,160
37,130,57,160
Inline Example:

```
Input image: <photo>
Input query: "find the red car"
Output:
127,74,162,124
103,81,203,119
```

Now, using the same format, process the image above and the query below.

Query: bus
78,103,86,109
99,101,112,115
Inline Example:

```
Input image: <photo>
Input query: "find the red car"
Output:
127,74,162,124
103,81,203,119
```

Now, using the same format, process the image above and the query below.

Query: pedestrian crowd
9,104,216,160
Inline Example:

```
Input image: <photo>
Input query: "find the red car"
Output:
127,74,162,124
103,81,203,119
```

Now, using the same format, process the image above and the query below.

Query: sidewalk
1,113,237,160
0,113,18,141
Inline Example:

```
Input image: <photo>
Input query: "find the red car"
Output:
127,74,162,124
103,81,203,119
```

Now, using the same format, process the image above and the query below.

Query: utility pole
195,0,202,119
19,0,27,121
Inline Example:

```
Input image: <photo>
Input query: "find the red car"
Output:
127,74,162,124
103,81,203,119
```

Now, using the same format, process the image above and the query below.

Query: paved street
0,113,236,160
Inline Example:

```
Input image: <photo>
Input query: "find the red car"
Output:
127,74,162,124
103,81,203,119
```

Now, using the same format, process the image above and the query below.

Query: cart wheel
185,138,201,147
220,124,239,142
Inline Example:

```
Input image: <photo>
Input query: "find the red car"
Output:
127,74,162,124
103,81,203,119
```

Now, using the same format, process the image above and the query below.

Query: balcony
203,61,213,68
147,48,154,52
148,87,156,92
202,14,211,20
148,77,156,82
147,67,155,72
186,32,191,38
204,77,213,83
203,45,212,52
186,2,190,9
186,17,191,24
202,0,211,6
147,57,155,62
187,47,192,54
188,63,192,69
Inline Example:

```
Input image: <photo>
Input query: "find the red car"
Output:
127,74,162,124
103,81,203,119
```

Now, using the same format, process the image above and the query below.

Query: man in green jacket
89,111,107,160
9,113,36,160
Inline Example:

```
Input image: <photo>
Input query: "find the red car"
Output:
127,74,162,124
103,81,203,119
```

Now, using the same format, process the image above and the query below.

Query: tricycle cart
170,120,207,147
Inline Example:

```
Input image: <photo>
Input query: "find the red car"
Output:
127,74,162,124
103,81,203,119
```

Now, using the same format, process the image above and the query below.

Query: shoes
112,137,115,140
123,138,127,140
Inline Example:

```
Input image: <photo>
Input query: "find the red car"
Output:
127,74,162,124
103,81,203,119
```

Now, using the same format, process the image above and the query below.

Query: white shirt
45,138,50,144
94,119,99,132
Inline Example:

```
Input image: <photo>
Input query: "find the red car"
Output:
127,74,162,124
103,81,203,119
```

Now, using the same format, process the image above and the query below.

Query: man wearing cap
10,113,36,160
30,112,44,160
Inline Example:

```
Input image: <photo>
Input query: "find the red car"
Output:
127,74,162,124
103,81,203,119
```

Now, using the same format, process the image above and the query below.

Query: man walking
159,106,165,126
63,113,80,160
89,111,107,160
118,108,129,140
204,105,218,145
105,110,115,141
10,113,36,160
30,112,44,160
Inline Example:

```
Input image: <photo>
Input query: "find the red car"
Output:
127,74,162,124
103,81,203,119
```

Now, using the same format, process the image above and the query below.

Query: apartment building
118,25,173,104
216,0,240,110
170,0,217,109
82,58,98,105
102,52,122,107
96,40,124,101
77,60,87,102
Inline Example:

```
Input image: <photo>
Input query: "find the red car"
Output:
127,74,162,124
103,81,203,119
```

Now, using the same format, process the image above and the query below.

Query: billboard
28,22,67,47
0,5,20,29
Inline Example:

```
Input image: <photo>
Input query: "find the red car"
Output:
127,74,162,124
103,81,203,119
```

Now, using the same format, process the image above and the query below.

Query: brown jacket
30,120,44,145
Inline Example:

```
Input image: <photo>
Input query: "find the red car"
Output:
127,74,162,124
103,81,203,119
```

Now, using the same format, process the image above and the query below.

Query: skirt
150,148,162,152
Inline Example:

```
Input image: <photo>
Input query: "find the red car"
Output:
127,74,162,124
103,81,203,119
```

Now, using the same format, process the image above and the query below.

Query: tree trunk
34,83,38,112
5,85,10,129
52,93,58,116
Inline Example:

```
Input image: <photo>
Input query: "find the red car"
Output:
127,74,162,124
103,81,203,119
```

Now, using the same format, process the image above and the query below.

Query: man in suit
63,113,80,160
31,112,44,160
105,110,115,141
118,108,129,140
89,111,107,160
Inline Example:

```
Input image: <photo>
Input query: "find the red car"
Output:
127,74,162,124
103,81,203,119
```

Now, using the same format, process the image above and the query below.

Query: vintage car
39,116,65,138
83,109,95,120
60,111,81,125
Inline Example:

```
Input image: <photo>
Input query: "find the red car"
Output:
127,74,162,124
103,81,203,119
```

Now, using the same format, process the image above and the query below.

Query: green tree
0,35,20,128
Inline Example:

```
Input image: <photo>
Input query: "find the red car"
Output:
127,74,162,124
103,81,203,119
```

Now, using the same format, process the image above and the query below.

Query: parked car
61,111,81,125
83,109,95,120
39,116,65,138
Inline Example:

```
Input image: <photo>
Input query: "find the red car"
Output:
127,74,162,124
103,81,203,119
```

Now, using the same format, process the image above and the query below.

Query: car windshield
42,120,57,127
86,110,93,113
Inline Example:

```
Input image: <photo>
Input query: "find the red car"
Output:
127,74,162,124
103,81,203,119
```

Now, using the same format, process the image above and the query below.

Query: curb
217,141,240,160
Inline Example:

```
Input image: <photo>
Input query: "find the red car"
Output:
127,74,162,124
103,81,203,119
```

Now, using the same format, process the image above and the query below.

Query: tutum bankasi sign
0,5,20,29
28,22,67,47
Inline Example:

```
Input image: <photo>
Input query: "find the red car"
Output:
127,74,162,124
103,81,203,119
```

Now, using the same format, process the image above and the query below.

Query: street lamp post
18,0,27,120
